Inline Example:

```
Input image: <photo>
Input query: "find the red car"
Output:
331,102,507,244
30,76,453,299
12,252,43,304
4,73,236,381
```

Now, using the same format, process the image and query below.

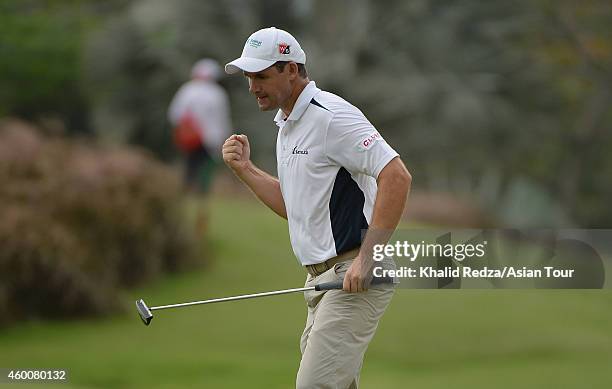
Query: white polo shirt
275,81,399,265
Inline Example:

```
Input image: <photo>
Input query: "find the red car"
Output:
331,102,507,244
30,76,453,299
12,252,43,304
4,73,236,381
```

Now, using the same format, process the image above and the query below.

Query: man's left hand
343,254,374,293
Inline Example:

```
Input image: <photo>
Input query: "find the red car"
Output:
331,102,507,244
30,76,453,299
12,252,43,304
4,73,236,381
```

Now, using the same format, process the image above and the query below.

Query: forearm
234,161,287,219
370,176,410,230
359,159,412,261
344,158,411,292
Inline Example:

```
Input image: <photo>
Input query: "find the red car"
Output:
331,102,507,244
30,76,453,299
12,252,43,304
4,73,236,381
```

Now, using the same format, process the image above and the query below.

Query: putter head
136,299,153,326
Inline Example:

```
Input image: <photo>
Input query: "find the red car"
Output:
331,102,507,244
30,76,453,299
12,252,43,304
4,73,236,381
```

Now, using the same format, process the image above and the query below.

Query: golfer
222,27,411,389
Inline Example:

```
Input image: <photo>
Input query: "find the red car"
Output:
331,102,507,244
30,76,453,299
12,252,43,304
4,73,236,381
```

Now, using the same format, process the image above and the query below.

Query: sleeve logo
359,131,382,151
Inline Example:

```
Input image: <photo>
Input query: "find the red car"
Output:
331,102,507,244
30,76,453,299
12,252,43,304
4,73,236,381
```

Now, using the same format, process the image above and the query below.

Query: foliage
83,0,260,159
1,0,611,226
307,0,612,226
0,0,116,131
0,120,200,325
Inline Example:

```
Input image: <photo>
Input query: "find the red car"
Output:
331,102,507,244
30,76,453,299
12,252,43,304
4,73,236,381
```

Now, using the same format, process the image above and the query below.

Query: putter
136,276,394,325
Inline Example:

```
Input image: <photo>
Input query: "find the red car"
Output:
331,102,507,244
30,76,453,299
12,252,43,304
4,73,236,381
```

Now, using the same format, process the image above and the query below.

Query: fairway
1,197,611,388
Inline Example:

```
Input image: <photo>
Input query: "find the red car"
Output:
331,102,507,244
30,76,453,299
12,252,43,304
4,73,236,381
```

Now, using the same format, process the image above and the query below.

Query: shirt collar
274,81,320,126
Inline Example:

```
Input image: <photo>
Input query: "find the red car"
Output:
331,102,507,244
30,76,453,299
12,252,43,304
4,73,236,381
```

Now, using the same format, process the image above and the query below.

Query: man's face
244,64,293,111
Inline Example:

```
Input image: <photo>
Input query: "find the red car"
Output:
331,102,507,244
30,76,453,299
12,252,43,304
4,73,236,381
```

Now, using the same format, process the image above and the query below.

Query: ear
288,62,299,81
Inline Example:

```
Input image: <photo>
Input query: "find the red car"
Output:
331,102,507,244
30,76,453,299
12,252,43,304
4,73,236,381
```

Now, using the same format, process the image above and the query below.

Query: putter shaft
150,286,315,311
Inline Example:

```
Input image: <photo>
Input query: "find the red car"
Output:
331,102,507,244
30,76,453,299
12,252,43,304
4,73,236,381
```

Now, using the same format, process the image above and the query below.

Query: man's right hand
221,133,287,219
222,134,251,174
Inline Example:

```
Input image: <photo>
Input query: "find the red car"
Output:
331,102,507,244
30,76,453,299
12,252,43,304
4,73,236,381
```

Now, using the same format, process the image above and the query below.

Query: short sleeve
324,107,399,178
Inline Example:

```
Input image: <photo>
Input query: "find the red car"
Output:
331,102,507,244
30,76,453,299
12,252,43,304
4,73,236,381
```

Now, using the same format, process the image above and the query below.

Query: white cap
191,58,222,80
225,27,306,74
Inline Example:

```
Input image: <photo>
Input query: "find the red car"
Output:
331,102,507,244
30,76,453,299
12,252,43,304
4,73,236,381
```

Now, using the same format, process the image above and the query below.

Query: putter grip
315,276,394,291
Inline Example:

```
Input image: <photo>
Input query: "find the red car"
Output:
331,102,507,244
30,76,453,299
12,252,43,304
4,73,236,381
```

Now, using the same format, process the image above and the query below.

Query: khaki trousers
296,260,395,389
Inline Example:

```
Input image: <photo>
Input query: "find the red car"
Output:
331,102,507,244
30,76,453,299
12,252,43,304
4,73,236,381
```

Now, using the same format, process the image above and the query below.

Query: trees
0,1,94,132
2,0,610,226
306,0,612,226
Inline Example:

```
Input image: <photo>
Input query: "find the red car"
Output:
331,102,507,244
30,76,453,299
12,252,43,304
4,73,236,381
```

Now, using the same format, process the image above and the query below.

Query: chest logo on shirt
292,146,309,155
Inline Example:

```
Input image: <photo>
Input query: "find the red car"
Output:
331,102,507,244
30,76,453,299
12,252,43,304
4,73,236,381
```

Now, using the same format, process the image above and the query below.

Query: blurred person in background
168,58,232,235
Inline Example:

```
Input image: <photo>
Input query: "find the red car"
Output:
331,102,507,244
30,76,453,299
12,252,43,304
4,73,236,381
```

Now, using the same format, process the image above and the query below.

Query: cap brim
225,57,276,74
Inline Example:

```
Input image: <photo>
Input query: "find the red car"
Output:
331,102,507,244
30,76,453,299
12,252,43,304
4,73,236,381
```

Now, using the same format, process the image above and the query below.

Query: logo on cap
248,38,262,48
278,43,291,54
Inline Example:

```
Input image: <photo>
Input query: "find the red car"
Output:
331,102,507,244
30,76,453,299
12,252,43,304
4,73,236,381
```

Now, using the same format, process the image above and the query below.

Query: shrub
0,119,200,325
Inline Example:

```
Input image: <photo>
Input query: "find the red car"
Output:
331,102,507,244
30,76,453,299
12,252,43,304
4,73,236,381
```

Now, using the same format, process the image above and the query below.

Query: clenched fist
222,134,251,174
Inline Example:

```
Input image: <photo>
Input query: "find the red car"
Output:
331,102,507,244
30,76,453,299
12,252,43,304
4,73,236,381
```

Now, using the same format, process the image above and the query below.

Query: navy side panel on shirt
329,167,369,255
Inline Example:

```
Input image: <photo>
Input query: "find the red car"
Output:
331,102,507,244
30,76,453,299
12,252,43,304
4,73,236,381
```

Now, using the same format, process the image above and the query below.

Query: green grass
1,197,611,388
